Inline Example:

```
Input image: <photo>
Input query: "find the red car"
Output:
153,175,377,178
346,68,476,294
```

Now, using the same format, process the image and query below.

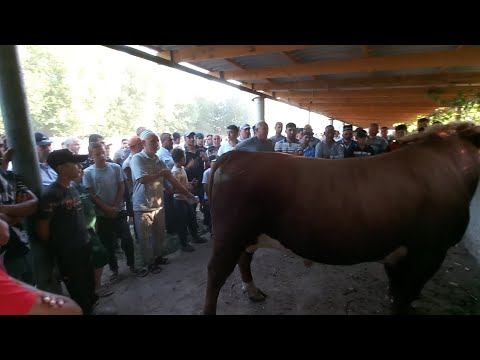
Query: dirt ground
93,230,480,315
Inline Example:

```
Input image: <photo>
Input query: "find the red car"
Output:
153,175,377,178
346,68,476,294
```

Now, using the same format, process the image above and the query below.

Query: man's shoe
181,244,195,252
192,236,207,244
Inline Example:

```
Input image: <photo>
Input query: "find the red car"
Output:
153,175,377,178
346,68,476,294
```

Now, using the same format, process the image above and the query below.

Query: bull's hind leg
238,251,267,302
384,247,447,314
203,241,243,315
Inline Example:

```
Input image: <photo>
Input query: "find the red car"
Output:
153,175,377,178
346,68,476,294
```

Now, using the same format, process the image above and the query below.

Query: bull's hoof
248,288,267,302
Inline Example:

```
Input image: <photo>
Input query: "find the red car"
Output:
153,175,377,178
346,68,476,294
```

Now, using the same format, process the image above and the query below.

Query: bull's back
210,151,291,205
208,146,475,265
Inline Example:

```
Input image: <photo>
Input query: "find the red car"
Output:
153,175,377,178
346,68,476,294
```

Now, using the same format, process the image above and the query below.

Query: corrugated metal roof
147,45,194,51
288,45,364,62
368,45,458,57
374,68,441,77
318,72,373,80
191,59,238,72
273,76,315,83
231,53,293,69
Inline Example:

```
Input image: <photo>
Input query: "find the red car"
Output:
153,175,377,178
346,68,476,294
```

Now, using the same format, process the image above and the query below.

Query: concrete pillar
0,45,42,196
252,96,265,123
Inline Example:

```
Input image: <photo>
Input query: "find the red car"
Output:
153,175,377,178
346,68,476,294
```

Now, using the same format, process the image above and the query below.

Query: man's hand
105,206,119,218
41,295,65,308
1,147,14,170
16,191,34,204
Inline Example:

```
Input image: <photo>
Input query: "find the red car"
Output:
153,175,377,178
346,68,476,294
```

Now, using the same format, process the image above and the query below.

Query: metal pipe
0,45,42,196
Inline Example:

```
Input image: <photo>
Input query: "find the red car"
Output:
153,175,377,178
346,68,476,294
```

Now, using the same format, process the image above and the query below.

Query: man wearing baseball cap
36,149,97,315
35,132,57,188
238,123,251,141
195,133,205,148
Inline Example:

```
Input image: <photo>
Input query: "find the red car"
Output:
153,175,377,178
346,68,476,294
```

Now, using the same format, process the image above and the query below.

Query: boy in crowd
36,149,97,315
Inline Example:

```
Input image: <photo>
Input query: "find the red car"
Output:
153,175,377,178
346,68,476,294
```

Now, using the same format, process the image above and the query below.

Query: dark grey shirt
37,182,89,256
235,137,274,152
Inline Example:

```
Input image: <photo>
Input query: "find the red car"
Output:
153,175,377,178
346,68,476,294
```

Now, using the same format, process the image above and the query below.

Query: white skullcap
140,129,155,140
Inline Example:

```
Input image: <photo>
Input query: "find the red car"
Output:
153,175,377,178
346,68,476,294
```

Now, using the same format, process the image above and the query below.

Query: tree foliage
1,46,255,140
428,91,480,123
96,66,145,136
20,46,78,136
395,90,480,132
173,96,251,135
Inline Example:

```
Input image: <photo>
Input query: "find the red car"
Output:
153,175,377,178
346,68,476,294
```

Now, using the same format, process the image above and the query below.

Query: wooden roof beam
280,86,480,99
308,107,438,114
310,104,439,110
313,110,435,118
255,72,480,91
289,97,447,105
156,45,318,63
224,47,480,81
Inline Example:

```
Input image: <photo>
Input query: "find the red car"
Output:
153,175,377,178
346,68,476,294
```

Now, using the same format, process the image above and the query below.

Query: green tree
173,96,252,135
172,102,198,134
98,66,146,136
429,91,480,123
395,90,480,131
151,84,171,133
20,46,78,136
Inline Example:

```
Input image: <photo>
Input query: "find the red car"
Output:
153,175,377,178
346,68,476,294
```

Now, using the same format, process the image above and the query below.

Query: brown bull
203,122,480,315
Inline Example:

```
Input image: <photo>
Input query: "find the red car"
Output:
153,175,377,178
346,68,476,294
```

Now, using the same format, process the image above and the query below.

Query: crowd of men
0,117,432,314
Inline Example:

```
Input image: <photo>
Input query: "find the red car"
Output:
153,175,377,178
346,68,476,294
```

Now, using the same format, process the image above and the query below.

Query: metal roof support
252,96,265,124
0,45,41,196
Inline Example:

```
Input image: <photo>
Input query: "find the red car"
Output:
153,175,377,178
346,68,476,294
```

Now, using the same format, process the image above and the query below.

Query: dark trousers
202,200,211,230
96,211,135,271
56,244,96,315
164,190,176,233
174,198,198,246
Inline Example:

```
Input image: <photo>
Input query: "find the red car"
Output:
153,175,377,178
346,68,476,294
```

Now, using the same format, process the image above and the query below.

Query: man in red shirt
0,218,82,315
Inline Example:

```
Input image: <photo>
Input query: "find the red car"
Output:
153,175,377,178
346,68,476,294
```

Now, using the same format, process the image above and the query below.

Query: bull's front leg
238,251,267,302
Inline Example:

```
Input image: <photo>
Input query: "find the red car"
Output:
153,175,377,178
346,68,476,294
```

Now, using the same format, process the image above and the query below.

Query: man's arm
123,167,133,194
0,190,38,217
159,169,194,199
35,218,50,242
137,173,161,185
1,272,82,315
0,218,9,245
0,213,22,226
86,187,117,218
27,291,83,315
113,181,125,210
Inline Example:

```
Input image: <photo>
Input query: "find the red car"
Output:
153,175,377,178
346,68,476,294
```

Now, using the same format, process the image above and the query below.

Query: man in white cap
130,129,195,275
238,123,251,142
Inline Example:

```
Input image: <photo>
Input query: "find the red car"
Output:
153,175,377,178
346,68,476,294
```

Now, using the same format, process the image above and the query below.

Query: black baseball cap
34,132,52,146
47,149,88,171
